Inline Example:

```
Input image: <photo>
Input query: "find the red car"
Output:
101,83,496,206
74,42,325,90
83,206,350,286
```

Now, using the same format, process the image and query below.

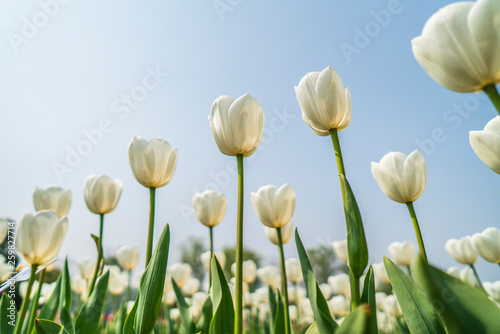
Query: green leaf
123,294,138,334
413,255,500,334
114,300,128,334
172,278,196,334
134,223,171,334
59,258,74,334
336,304,372,334
37,273,62,321
340,175,368,278
74,270,109,334
273,290,285,334
268,287,277,334
209,255,234,334
196,296,212,333
295,230,338,334
384,257,445,334
1,292,16,334
35,319,69,334
305,322,320,334
360,266,378,334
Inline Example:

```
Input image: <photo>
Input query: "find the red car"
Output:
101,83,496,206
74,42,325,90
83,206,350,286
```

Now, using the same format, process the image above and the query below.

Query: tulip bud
373,262,391,285
208,93,265,157
319,283,332,300
192,190,227,227
412,0,500,93
231,260,257,284
182,278,200,297
470,116,500,174
387,241,416,266
71,275,87,294
0,218,9,244
447,266,475,286
200,251,226,271
285,258,303,283
484,281,500,302
77,257,96,281
332,240,349,264
382,295,402,317
83,175,123,214
371,150,426,204
107,265,128,295
327,273,350,298
128,136,178,188
294,66,351,136
251,184,296,228
16,210,68,266
257,265,279,288
445,236,478,265
264,220,294,245
328,295,349,317
168,263,192,288
33,185,72,218
472,227,500,263
116,245,140,270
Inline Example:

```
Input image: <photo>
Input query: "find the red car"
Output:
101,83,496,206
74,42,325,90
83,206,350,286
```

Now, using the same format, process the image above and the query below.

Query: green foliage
336,305,373,334
172,278,196,334
180,237,206,282
74,270,109,334
222,246,262,291
59,259,74,334
306,244,340,284
1,293,15,334
273,290,285,334
360,266,378,333
35,319,69,334
209,255,234,334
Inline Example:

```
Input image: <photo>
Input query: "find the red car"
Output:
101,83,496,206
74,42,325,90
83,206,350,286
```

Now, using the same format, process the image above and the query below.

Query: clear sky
0,0,498,282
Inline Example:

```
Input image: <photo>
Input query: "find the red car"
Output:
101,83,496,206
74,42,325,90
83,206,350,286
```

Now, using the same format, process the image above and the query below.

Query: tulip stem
126,269,132,301
15,264,38,334
277,227,291,334
146,187,157,267
209,226,214,288
27,269,45,334
88,213,105,296
470,264,486,293
406,265,413,280
235,154,244,334
406,202,428,263
484,84,500,115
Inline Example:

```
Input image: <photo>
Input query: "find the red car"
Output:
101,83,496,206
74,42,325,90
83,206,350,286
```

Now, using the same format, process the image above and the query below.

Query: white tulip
329,295,349,317
200,250,226,271
231,260,257,284
264,220,294,245
257,265,279,287
382,295,402,317
107,265,128,295
371,150,426,203
251,184,296,228
327,273,350,298
388,241,416,266
83,175,123,214
319,283,332,300
484,281,500,302
294,66,351,136
208,93,265,157
373,262,391,285
472,227,500,263
168,263,192,288
77,257,96,281
192,190,227,227
116,245,140,270
412,0,500,93
445,236,478,265
447,266,475,286
285,258,302,283
128,136,178,188
71,275,87,295
332,240,349,264
33,185,72,218
470,116,500,174
182,278,200,297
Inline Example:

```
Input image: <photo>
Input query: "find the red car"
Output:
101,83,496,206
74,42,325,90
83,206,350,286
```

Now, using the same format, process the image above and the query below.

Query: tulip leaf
295,230,338,334
74,270,109,334
134,223,171,334
172,278,196,334
37,272,62,321
35,319,69,334
196,296,212,333
209,255,234,334
340,175,368,278
305,322,320,334
273,290,286,334
114,299,128,334
336,304,373,334
360,266,378,334
123,294,138,334
268,287,277,333
413,255,500,334
59,258,74,334
384,257,445,334
1,293,15,334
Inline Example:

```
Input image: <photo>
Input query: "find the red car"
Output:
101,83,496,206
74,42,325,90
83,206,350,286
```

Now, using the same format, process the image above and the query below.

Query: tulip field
2,0,500,333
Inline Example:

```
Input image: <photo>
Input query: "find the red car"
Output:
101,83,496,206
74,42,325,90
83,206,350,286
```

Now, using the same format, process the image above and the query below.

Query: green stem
406,202,428,263
209,226,214,289
146,187,157,267
293,281,299,329
407,265,413,280
126,269,132,301
277,227,291,334
88,213,105,296
27,269,45,334
350,270,361,310
470,264,486,293
15,264,38,334
483,84,500,115
235,154,244,334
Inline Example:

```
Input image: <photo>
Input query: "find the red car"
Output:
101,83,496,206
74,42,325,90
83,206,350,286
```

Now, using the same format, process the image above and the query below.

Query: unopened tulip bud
285,258,302,283
116,245,140,270
83,175,123,214
264,220,294,245
388,241,416,266
251,184,296,228
332,240,349,264
168,263,192,288
192,190,227,227
33,185,72,218
472,227,500,263
445,236,477,265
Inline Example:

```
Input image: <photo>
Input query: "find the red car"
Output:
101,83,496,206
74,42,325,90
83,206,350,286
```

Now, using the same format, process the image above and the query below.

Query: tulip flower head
470,116,500,174
285,258,303,283
264,219,294,245
182,278,200,297
445,236,478,265
83,175,123,215
332,239,349,264
387,241,416,267
484,281,500,302
251,183,296,228
373,262,391,285
257,265,279,287
116,245,140,270
168,263,192,288
472,227,500,263
77,257,96,281
371,150,426,204
33,185,72,218
200,251,226,271
16,210,68,266
128,136,178,188
295,66,351,136
192,190,227,227
328,273,351,298
208,93,265,157
412,0,500,93
231,260,257,284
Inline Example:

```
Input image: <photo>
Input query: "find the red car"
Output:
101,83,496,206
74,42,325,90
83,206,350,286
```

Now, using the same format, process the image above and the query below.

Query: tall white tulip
257,265,279,287
412,0,500,94
116,245,140,270
128,136,178,188
200,251,226,271
472,227,500,263
193,190,227,228
332,240,349,264
251,184,296,229
264,220,294,245
470,116,500,174
373,262,391,285
77,257,96,281
295,66,351,136
33,185,72,218
445,237,478,265
285,258,303,283
231,260,257,284
168,263,192,288
387,241,416,267
328,274,351,298
83,175,123,215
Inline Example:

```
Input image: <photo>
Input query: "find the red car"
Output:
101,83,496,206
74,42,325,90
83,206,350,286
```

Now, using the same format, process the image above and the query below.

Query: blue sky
0,0,498,282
